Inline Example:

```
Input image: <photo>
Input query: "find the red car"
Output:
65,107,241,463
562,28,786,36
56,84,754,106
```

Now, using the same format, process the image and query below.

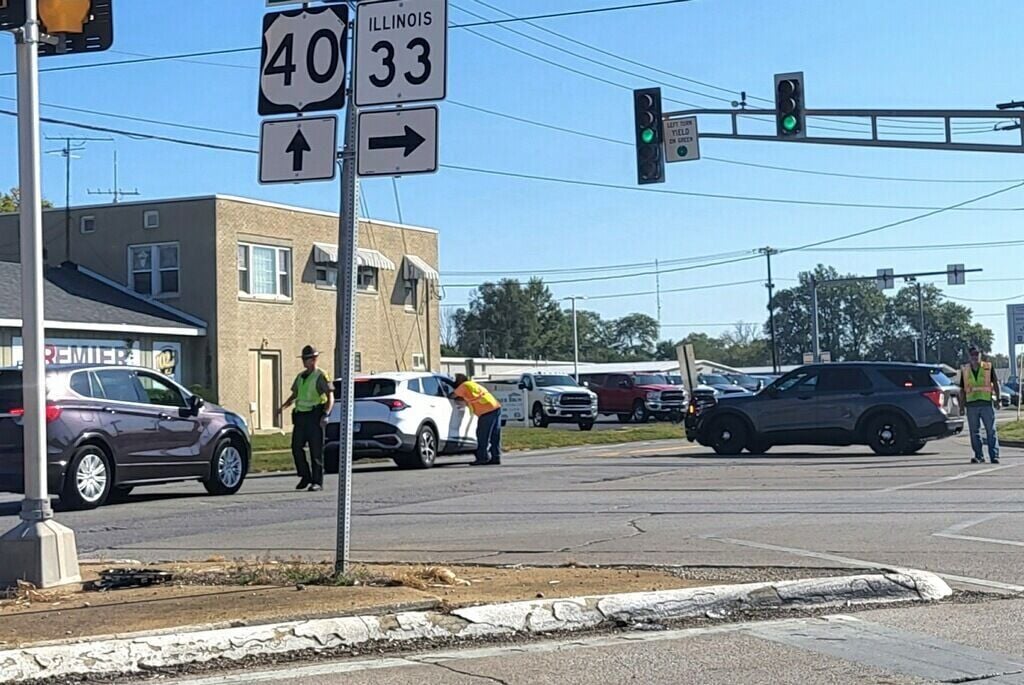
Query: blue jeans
475,409,502,463
966,403,1000,461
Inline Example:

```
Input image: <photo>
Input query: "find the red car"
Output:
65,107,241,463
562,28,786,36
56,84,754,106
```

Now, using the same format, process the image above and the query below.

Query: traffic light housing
774,72,806,139
0,0,28,33
633,87,665,185
38,0,113,56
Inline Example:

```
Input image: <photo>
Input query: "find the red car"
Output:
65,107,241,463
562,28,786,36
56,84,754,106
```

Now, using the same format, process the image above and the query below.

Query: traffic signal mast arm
812,267,983,289
660,107,1024,154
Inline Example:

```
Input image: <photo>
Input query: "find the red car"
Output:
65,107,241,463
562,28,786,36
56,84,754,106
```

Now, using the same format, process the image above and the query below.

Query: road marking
932,513,1024,549
705,535,1024,593
878,462,1022,493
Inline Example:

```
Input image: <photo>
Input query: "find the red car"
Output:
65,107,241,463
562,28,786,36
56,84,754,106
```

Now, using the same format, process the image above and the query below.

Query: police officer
960,344,1001,464
282,345,334,490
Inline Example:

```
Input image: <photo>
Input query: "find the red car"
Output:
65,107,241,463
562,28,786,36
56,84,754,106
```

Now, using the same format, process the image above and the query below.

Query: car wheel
747,441,771,455
204,439,248,495
616,413,632,423
867,415,910,456
531,403,549,428
709,416,747,456
578,421,595,432
62,445,112,510
902,440,927,455
631,401,649,424
396,424,438,470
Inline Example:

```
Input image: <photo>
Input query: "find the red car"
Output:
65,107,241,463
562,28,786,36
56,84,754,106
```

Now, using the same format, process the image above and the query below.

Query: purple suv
0,365,250,509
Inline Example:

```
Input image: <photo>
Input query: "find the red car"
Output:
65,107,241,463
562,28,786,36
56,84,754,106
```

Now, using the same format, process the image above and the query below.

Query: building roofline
74,265,209,328
0,194,438,234
0,318,204,337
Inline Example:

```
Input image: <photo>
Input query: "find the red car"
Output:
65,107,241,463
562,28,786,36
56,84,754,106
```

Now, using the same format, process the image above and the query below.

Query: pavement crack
944,670,1024,683
556,514,652,554
419,659,511,685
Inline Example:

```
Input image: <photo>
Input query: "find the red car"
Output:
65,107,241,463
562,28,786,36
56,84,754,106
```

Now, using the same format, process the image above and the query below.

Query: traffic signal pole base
0,503,81,589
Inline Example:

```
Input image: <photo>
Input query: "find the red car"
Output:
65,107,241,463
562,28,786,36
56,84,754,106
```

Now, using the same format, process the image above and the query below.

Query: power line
450,0,700,28
804,238,1024,253
444,250,751,277
947,293,1024,303
586,277,767,301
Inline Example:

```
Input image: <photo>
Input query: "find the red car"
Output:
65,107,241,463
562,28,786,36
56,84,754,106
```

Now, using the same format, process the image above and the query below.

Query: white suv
325,372,477,470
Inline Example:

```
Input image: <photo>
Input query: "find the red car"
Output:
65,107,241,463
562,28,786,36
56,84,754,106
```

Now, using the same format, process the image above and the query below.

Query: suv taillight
922,389,944,410
374,399,409,411
9,404,62,422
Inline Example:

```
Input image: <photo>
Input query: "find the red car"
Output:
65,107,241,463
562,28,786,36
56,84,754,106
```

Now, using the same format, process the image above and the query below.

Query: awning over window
403,254,439,282
313,243,396,271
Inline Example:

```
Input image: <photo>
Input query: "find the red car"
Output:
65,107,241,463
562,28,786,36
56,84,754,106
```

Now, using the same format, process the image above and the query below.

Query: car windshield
701,374,731,386
535,375,579,388
354,378,397,398
730,375,758,385
664,375,684,386
0,370,22,413
633,374,667,386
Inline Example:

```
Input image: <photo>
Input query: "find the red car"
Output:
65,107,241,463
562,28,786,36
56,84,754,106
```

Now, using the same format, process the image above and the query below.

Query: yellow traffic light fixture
38,0,92,34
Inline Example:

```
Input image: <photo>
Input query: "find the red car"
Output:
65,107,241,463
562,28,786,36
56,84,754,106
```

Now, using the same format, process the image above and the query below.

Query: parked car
325,372,476,471
580,372,686,423
724,373,766,393
698,373,753,397
685,363,964,456
505,372,598,430
1006,376,1021,406
0,365,250,510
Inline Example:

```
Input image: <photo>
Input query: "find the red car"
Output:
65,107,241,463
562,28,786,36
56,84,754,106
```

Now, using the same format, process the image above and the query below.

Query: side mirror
518,382,527,390
188,394,205,416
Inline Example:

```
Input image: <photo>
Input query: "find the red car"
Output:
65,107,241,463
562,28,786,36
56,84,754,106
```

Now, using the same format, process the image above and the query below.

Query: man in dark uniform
281,345,334,491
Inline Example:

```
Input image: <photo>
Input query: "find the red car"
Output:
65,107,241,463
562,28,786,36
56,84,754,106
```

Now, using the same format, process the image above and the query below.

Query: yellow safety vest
962,362,994,404
455,380,501,416
295,370,328,413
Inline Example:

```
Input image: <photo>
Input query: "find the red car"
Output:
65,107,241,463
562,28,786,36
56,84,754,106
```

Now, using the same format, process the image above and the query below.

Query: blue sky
1,0,1022,357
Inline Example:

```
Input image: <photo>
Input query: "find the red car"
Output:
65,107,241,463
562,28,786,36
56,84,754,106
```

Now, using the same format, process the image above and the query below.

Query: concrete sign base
0,519,81,589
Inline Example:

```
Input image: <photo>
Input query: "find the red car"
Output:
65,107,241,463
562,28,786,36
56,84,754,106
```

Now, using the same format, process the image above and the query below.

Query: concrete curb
0,570,950,683
1001,439,1024,449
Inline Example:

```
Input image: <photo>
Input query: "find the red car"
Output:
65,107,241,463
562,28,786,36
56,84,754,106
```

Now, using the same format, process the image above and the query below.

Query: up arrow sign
368,126,426,157
286,129,312,171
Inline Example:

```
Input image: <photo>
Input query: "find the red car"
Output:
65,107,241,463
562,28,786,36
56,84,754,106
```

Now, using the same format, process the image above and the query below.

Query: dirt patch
0,562,708,648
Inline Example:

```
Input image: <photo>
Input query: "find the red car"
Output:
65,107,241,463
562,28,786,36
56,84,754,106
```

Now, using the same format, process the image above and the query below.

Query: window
776,371,819,394
354,352,362,373
818,368,872,393
881,368,936,389
315,266,338,289
354,379,396,398
357,266,378,292
129,243,179,297
93,370,143,403
421,375,443,398
238,243,292,300
403,279,417,311
406,378,422,394
143,210,160,229
80,216,96,234
412,353,426,371
136,372,186,408
69,372,93,397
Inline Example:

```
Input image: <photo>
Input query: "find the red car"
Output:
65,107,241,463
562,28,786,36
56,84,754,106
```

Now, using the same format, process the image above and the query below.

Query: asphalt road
4,430,1023,596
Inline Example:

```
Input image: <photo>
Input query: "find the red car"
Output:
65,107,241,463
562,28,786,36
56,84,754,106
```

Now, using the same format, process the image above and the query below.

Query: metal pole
765,248,778,373
917,282,926,364
0,0,80,589
571,297,579,381
654,259,661,324
1017,347,1022,422
333,87,359,575
63,140,71,262
810,276,821,362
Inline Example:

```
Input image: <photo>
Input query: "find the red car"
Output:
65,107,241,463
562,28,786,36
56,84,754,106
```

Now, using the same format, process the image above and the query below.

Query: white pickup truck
486,372,599,431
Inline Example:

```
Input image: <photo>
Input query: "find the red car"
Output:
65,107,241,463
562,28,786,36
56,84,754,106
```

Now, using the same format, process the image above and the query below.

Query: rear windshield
930,370,952,387
0,370,23,412
354,379,397,398
881,368,939,389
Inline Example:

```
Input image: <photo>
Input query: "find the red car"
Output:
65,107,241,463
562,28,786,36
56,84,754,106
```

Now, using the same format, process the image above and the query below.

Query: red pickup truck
579,372,687,423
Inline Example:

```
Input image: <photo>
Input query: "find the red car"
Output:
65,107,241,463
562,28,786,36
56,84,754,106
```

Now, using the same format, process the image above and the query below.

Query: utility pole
46,136,111,263
0,0,81,589
761,247,779,372
563,296,586,381
810,275,821,363
88,150,140,204
915,280,926,363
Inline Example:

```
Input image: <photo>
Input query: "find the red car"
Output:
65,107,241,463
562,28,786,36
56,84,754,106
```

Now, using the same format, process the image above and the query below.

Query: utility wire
450,0,700,28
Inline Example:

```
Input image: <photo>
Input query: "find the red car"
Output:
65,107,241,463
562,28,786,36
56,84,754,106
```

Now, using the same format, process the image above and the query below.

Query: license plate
353,422,361,433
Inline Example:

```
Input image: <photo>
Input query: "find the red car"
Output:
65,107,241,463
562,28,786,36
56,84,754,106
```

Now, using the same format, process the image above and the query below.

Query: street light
563,296,587,381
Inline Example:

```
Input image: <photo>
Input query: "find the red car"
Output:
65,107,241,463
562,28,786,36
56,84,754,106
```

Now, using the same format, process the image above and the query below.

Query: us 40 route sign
260,4,349,116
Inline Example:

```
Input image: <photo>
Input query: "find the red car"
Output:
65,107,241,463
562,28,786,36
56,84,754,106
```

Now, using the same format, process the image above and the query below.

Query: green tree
0,188,53,212
610,313,660,359
454,279,567,360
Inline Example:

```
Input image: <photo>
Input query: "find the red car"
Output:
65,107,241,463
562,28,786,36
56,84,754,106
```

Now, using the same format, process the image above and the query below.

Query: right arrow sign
358,106,438,177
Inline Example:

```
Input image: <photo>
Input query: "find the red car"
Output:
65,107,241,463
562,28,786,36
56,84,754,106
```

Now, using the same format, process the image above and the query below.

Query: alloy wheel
76,453,108,504
218,446,244,488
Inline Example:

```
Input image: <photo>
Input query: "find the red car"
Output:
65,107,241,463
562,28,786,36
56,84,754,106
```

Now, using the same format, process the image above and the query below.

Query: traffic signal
38,0,113,56
633,87,665,185
774,72,806,139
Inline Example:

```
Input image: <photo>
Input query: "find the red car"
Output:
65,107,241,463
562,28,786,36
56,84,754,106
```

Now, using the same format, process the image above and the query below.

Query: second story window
357,266,378,292
129,242,179,297
239,243,292,300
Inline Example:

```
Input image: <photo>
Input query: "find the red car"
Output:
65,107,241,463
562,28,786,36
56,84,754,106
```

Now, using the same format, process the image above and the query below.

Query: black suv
0,365,250,509
685,363,963,455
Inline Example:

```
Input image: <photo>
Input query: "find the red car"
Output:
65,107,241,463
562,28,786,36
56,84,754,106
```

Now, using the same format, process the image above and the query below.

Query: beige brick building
0,195,440,431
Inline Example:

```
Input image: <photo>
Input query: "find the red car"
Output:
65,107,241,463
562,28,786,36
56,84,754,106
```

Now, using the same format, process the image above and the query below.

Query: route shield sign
664,116,700,162
260,4,349,116
260,116,338,184
355,0,447,107
358,106,438,177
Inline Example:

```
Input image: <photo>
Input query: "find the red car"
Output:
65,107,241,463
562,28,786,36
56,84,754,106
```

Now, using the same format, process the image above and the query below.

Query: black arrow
368,126,426,157
286,130,311,171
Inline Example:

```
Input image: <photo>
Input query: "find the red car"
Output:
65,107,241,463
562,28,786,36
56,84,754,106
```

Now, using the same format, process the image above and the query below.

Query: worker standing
453,373,503,466
282,345,335,490
960,345,1001,464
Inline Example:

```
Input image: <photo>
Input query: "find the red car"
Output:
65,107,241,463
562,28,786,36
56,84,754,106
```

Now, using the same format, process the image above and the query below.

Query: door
438,376,475,448
134,371,205,477
757,369,821,437
814,367,874,437
255,352,281,431
605,375,632,413
420,375,458,449
90,369,167,481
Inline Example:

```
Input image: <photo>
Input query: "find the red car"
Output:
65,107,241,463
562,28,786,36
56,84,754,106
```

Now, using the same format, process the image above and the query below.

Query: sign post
0,0,81,589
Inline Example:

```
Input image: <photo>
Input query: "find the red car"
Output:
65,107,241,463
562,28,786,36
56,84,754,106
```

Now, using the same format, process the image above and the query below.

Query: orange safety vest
455,380,501,416
962,361,994,403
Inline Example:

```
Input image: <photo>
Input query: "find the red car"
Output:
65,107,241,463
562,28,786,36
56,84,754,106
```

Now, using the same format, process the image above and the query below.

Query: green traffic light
782,114,799,132
641,128,655,144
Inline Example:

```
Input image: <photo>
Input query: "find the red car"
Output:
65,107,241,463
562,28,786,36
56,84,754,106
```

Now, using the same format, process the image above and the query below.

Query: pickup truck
580,372,687,423
488,372,599,431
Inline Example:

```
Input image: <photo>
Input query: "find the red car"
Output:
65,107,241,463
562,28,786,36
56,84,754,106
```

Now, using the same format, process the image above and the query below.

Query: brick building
0,195,440,431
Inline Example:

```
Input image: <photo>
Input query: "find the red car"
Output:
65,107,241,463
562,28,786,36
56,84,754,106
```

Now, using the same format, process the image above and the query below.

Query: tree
609,313,660,359
0,188,53,212
453,279,567,360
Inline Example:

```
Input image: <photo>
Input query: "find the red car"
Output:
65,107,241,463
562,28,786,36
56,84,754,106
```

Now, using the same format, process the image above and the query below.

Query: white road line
932,514,1024,550
878,463,1022,493
705,535,1024,593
